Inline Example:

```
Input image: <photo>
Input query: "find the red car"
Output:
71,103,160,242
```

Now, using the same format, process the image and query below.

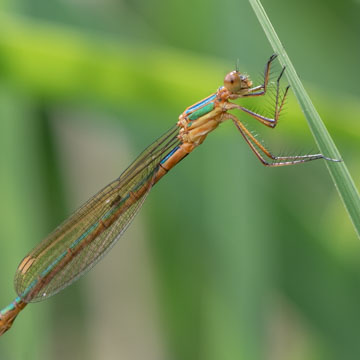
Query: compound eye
224,71,242,93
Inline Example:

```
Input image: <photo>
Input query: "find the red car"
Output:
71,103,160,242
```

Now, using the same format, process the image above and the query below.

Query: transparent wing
14,125,180,302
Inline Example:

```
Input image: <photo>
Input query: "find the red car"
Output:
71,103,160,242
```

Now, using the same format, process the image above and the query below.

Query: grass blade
249,0,360,239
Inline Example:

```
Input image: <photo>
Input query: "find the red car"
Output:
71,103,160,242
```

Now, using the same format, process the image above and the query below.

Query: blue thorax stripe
185,94,217,114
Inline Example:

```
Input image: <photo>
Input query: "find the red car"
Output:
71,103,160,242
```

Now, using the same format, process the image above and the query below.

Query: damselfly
0,54,339,336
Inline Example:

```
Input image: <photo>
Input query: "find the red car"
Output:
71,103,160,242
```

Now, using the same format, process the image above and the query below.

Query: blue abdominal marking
21,278,39,298
70,222,99,249
1,297,24,313
0,303,14,315
40,251,68,278
19,172,157,300
18,167,160,301
160,146,179,164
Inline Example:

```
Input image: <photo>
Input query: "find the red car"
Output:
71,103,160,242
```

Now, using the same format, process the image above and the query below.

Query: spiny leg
225,103,276,128
223,113,335,167
228,54,278,101
244,66,290,127
263,54,277,93
244,53,278,97
227,64,290,128
225,82,289,129
274,67,288,121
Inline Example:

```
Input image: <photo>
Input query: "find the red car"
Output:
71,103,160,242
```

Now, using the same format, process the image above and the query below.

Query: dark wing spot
110,194,122,207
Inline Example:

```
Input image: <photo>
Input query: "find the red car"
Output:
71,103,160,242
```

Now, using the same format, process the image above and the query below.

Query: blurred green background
0,0,360,359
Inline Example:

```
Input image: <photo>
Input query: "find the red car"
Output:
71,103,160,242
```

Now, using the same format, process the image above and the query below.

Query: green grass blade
249,0,360,239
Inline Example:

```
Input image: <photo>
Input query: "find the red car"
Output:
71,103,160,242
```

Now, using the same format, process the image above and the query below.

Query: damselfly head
224,71,252,94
